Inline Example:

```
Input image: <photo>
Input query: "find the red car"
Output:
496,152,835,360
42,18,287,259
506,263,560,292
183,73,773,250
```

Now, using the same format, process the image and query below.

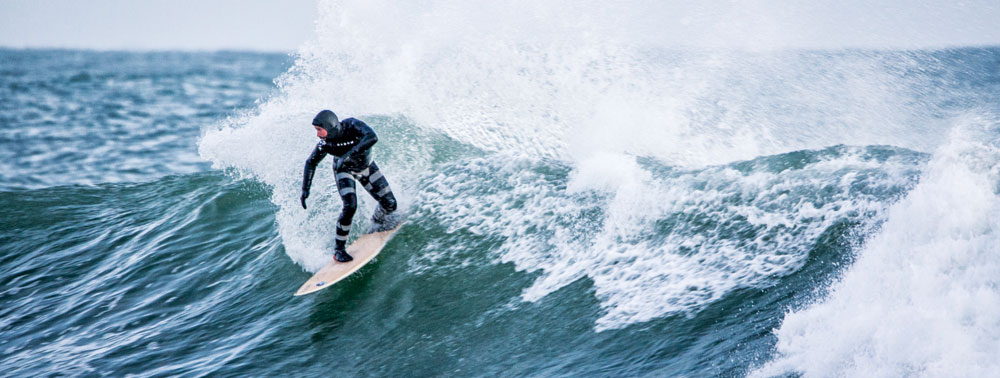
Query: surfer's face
314,125,327,139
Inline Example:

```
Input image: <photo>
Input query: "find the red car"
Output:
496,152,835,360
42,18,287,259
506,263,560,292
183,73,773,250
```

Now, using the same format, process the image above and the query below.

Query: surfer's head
312,110,341,139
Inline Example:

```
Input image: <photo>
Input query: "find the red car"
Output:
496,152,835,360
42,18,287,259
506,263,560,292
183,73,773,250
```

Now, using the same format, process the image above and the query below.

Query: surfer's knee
341,193,358,217
343,194,357,212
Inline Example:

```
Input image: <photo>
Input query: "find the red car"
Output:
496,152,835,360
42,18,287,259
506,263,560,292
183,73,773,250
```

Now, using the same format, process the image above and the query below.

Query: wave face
1,174,285,376
1,148,925,377
4,4,1000,377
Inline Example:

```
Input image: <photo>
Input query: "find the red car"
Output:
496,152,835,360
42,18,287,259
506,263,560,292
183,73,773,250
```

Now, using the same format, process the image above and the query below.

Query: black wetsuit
302,118,397,251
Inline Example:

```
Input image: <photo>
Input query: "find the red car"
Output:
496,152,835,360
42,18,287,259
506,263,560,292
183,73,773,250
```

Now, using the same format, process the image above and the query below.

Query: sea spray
200,0,941,275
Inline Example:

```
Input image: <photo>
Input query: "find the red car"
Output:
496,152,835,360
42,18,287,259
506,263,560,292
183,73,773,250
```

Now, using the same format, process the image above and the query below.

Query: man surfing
300,110,399,263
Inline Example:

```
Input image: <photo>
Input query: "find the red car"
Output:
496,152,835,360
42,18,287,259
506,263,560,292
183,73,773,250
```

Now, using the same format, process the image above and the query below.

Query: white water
414,146,922,330
755,116,1000,377
199,0,937,268
199,0,959,333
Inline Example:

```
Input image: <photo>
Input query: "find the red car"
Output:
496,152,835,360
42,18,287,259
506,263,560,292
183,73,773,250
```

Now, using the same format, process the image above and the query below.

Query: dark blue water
0,49,290,189
3,45,1000,377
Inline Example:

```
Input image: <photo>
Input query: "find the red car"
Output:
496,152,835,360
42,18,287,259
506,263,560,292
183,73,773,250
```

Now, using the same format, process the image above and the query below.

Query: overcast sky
1,0,998,52
0,0,315,52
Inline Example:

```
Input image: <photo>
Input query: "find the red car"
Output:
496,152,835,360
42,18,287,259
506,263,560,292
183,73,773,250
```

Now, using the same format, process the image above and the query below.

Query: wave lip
755,115,1000,377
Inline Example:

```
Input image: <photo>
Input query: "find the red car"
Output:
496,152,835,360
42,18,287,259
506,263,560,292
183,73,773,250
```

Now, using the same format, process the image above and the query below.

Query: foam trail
754,115,1000,377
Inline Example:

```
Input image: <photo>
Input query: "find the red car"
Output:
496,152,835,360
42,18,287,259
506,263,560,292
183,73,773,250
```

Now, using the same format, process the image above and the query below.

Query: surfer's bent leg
357,161,397,214
334,171,357,257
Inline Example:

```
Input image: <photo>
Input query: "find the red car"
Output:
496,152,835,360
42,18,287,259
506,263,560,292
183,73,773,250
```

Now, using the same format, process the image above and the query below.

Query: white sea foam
200,0,941,273
754,115,1000,377
415,146,919,330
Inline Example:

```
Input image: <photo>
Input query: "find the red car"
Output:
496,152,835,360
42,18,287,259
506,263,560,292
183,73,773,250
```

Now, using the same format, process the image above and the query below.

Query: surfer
300,110,399,263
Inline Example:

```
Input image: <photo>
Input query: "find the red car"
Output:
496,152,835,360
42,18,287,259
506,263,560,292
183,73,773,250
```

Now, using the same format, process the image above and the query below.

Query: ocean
3,7,1000,378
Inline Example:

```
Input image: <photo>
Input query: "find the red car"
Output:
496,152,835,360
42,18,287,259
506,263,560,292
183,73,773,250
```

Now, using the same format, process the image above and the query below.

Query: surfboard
294,222,405,296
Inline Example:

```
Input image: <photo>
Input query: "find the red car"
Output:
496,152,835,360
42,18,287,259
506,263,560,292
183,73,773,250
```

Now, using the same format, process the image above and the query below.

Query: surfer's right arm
301,142,328,209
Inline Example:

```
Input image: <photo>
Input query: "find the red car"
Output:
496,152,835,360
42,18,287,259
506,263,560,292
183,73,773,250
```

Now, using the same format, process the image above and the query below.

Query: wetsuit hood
312,110,342,138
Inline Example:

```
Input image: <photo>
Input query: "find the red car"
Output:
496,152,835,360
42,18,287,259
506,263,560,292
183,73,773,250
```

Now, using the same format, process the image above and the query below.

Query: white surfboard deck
294,222,404,296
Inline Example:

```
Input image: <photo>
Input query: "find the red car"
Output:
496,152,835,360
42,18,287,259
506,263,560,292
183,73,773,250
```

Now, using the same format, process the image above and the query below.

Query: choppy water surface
0,49,289,189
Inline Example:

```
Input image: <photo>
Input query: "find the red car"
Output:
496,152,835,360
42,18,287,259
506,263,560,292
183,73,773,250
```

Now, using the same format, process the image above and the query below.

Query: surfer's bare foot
334,248,353,262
